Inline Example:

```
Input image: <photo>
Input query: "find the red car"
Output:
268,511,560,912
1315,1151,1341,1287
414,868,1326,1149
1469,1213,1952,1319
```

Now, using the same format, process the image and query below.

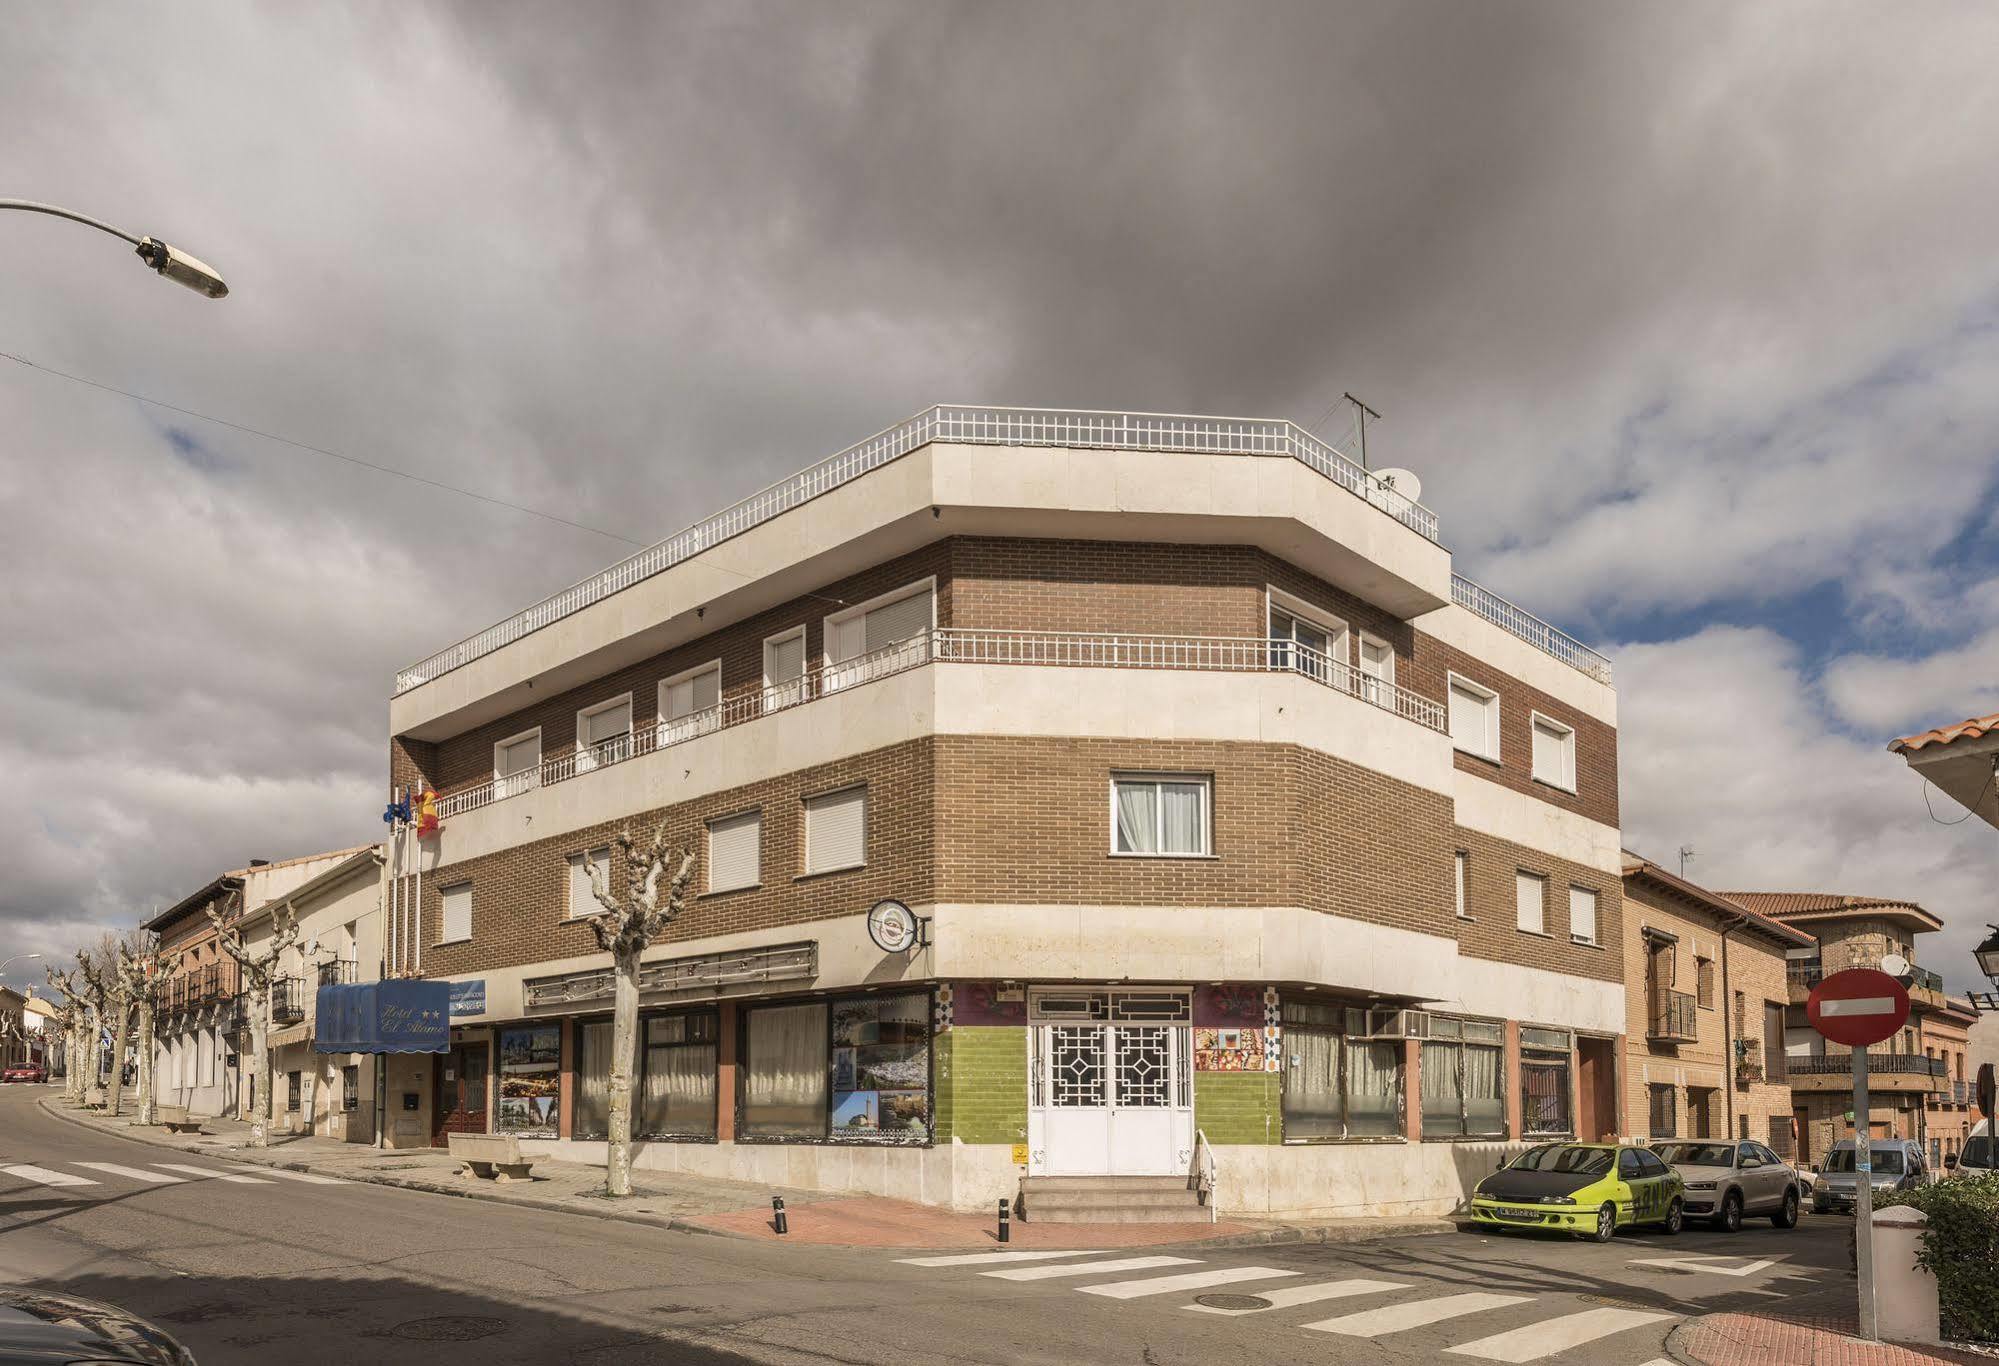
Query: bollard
772,1195,788,1236
998,1197,1010,1243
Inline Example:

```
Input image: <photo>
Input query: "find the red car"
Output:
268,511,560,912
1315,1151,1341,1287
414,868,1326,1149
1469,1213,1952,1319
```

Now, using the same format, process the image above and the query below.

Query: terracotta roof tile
1889,710,1999,753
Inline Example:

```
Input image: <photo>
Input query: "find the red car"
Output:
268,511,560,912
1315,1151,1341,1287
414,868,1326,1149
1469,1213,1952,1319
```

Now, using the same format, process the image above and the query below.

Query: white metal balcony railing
395,406,1442,695
434,626,1448,818
1450,574,1613,685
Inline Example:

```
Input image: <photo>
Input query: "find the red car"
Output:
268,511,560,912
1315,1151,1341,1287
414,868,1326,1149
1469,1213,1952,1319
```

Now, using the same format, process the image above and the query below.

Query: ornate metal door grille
1049,1025,1106,1108
1115,1026,1172,1108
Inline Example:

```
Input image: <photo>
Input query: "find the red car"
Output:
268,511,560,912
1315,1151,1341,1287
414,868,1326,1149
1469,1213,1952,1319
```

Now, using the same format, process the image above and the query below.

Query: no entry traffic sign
1807,968,1911,1049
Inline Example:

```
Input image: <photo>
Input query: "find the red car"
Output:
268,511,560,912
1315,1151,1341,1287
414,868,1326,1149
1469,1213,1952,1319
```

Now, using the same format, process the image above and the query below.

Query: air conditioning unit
1355,1008,1432,1040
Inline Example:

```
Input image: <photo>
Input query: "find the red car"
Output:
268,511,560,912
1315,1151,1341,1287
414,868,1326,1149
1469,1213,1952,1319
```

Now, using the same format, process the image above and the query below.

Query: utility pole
1342,392,1380,472
1678,845,1696,878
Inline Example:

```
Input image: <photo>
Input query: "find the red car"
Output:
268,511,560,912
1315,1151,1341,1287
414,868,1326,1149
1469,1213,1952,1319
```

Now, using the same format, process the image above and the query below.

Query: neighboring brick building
384,405,1626,1216
1618,854,1809,1157
1727,891,1969,1166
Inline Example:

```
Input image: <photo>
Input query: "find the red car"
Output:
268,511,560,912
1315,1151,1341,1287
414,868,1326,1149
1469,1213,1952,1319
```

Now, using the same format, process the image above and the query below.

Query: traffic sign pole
1854,1045,1874,1342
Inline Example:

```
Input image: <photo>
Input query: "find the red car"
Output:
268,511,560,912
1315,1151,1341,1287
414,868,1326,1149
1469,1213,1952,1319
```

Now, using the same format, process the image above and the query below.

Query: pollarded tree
45,966,89,1103
117,933,182,1127
77,946,131,1112
582,822,696,1198
206,891,299,1148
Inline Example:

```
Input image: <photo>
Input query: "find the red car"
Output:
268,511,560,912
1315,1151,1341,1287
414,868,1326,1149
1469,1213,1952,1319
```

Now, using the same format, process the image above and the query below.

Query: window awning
313,981,450,1054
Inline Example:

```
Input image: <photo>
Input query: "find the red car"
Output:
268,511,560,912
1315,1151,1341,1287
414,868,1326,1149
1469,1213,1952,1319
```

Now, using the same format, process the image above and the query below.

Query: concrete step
1026,1201,1210,1224
1026,1188,1203,1209
1018,1173,1207,1223
1019,1175,1190,1193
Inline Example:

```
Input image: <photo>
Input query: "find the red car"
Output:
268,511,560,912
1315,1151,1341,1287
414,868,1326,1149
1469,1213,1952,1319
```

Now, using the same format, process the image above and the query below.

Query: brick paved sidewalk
1675,1309,1995,1366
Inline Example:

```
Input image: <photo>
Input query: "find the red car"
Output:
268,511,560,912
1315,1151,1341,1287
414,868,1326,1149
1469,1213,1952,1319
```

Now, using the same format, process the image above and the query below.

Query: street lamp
0,953,44,978
0,199,228,298
1976,925,1999,984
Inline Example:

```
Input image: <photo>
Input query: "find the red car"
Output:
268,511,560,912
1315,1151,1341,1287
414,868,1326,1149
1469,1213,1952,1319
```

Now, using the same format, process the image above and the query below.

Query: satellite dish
304,936,320,958
1373,467,1423,504
1881,953,1909,979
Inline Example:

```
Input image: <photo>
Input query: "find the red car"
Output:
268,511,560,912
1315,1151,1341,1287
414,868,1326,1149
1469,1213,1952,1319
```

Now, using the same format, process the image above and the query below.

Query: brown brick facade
1453,828,1622,984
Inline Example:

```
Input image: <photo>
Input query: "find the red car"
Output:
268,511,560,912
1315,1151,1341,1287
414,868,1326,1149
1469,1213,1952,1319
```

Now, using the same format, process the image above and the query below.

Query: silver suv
1810,1138,1928,1213
1652,1140,1800,1231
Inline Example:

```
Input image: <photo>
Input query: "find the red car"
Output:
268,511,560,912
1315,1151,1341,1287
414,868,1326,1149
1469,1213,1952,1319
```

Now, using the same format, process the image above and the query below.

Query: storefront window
829,992,930,1143
1281,999,1403,1141
497,1024,562,1135
741,1002,828,1138
1519,1027,1572,1136
574,1019,624,1141
642,1011,718,1139
1421,1017,1505,1138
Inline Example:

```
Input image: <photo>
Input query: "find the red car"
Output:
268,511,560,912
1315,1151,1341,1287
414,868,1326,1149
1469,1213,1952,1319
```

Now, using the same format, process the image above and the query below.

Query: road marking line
1184,1278,1410,1315
1304,1292,1532,1337
259,1169,345,1185
1444,1307,1677,1361
153,1163,272,1184
1080,1266,1299,1300
73,1163,186,1184
981,1255,1196,1282
0,1164,98,1187
896,1250,1110,1267
1627,1256,1775,1277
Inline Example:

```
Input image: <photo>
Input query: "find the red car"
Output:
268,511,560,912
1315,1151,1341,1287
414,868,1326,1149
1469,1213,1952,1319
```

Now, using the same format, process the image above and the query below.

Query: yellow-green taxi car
1470,1143,1686,1242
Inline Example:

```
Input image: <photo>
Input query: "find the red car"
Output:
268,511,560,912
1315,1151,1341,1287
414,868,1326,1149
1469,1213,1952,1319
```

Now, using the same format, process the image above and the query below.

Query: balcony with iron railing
436,627,1448,819
392,406,1612,696
316,959,358,988
1787,1053,1948,1092
1647,990,1699,1044
270,977,305,1025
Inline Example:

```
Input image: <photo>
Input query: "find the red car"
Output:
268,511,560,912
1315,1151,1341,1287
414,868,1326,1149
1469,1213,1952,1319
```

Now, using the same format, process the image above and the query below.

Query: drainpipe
1718,915,1742,1141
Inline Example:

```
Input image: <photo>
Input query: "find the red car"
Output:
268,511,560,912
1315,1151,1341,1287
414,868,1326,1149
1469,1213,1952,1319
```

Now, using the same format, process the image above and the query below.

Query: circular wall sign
867,899,918,953
1806,968,1911,1049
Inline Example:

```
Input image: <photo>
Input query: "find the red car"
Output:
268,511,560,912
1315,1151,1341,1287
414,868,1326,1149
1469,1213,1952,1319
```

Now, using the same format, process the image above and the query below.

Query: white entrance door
1029,989,1193,1177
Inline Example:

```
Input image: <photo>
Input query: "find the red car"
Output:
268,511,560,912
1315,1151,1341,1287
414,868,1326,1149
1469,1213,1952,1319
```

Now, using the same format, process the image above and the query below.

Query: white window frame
439,881,473,945
575,692,634,772
762,625,808,709
1265,586,1349,682
1109,772,1214,858
1530,711,1577,792
567,846,612,919
658,659,723,741
822,576,937,669
1357,632,1395,704
1569,885,1598,946
1455,850,1471,920
706,807,763,894
1447,672,1501,762
802,783,868,876
1515,869,1547,936
492,727,542,798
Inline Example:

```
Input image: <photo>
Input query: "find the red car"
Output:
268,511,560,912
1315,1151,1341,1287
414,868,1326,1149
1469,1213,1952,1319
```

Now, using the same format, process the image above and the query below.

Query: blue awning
314,981,451,1054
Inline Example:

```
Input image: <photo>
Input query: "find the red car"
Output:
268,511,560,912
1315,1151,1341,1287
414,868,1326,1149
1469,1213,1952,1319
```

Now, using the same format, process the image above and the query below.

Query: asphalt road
0,1086,1855,1365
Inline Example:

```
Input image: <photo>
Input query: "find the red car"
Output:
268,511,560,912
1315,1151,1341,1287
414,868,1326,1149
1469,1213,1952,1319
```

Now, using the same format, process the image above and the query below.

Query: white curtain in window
1282,1029,1342,1139
1346,1040,1401,1137
742,1003,827,1137
642,1035,717,1138
1159,782,1205,853
575,1020,615,1139
1115,782,1157,854
1464,1044,1503,1134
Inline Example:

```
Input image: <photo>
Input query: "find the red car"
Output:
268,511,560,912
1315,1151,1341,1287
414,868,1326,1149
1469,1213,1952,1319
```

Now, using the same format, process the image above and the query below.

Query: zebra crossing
0,1159,343,1190
894,1249,1681,1362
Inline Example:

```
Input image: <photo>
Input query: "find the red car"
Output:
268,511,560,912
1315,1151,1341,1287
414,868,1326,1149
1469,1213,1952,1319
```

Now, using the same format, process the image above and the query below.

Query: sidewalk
40,1096,1451,1251
1674,1308,1996,1366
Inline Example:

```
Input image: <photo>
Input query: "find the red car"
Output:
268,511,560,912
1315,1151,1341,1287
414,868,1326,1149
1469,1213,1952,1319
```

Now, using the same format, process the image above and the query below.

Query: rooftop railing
435,625,1448,819
1450,574,1613,684
394,406,1439,695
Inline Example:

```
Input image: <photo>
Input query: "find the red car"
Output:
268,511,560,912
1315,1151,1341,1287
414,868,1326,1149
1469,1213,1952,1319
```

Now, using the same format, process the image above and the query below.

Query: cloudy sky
5,2,1999,992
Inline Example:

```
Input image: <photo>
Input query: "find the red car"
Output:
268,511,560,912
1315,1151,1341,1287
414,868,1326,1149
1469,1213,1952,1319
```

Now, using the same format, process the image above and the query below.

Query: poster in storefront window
496,1024,561,1135
828,993,929,1143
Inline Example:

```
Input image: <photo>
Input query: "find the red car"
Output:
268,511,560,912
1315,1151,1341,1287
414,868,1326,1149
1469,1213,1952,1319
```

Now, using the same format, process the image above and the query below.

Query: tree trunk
65,1020,84,1103
106,1000,131,1117
605,949,640,1198
135,1001,157,1125
248,991,272,1148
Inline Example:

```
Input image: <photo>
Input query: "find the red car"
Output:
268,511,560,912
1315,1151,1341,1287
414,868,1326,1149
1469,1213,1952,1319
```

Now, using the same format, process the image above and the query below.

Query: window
763,627,807,709
1569,886,1597,945
707,810,761,893
439,882,472,944
286,1070,301,1112
495,1024,560,1134
1357,634,1395,705
1447,675,1499,761
659,662,722,742
740,994,933,1143
576,694,633,770
1520,1027,1573,1136
567,847,611,918
342,1064,359,1113
493,728,542,798
1648,1083,1677,1139
642,1011,719,1139
1268,592,1346,683
741,1001,829,1138
1515,870,1546,935
1281,999,1403,1140
573,1017,628,1141
825,582,934,687
1695,957,1716,1009
1111,774,1212,857
1454,852,1470,920
803,786,867,875
1421,1017,1505,1138
1530,713,1576,790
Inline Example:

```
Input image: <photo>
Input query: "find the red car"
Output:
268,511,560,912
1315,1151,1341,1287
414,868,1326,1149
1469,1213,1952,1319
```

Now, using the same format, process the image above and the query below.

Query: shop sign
449,979,487,1017
867,899,920,953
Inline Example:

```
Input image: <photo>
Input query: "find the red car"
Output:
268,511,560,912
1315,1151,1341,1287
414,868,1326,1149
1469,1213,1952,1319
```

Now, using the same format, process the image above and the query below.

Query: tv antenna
1678,845,1696,878
1343,392,1381,471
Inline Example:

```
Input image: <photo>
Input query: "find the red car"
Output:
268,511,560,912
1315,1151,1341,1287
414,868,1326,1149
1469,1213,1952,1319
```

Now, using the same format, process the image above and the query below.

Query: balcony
270,978,305,1025
1786,1053,1948,1093
316,960,358,988
1787,958,1946,1009
1647,991,1699,1044
1449,576,1612,684
396,406,1450,696
437,627,1449,819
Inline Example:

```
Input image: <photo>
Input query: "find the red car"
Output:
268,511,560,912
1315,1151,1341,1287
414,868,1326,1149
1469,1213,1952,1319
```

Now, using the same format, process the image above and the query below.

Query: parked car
1810,1138,1929,1213
1652,1139,1800,1231
0,1065,46,1085
1469,1142,1685,1242
1945,1126,1994,1180
0,1286,196,1363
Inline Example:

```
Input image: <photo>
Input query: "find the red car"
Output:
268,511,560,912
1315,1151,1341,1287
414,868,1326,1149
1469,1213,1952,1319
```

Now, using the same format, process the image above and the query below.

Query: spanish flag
414,788,441,838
